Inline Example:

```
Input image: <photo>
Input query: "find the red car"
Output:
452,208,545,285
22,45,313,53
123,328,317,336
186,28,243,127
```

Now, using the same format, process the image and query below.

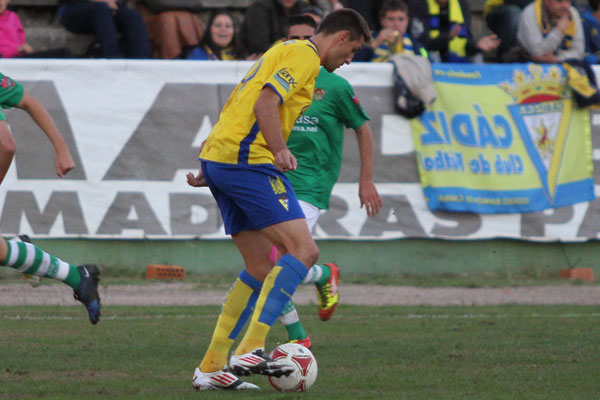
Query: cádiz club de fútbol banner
412,63,594,214
1,59,600,241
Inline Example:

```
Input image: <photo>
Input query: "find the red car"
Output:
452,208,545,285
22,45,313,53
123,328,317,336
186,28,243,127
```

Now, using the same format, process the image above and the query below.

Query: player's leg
270,245,311,346
197,230,270,372
201,161,316,376
0,236,101,324
194,259,264,389
297,200,340,321
0,121,16,185
7,235,41,287
193,161,265,390
230,218,318,376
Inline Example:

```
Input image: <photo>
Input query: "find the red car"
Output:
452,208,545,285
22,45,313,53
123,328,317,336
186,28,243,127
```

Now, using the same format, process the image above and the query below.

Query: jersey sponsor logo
274,68,297,93
292,125,318,132
313,88,325,101
295,115,318,125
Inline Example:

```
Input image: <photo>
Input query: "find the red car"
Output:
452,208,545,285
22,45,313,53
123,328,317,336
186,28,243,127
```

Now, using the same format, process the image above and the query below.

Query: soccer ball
268,343,318,392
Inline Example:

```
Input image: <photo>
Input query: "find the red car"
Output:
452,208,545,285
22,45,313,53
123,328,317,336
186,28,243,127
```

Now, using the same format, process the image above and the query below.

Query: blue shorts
201,160,305,235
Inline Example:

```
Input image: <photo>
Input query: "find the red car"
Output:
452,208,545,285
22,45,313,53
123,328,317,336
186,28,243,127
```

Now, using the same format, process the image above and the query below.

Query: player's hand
186,170,207,187
55,150,75,177
359,180,382,217
274,148,297,172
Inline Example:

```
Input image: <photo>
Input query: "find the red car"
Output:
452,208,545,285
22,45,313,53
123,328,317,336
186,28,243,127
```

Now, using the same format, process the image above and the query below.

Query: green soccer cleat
316,263,339,321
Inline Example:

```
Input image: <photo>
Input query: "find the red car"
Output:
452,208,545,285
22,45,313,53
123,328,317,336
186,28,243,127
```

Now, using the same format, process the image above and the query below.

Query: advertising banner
1,59,600,241
412,63,594,213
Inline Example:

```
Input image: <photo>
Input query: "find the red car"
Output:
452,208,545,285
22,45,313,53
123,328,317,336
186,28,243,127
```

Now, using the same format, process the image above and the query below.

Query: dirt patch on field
1,283,600,306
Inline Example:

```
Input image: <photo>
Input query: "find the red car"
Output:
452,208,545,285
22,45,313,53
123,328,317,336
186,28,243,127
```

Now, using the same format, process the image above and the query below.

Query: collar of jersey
306,38,319,57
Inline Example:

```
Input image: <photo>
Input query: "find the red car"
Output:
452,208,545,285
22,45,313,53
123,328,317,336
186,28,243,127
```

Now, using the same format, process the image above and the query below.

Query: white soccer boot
192,367,259,390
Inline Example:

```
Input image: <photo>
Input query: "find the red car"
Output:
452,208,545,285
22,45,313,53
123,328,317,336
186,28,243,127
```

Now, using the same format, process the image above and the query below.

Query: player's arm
354,122,382,217
16,92,75,177
254,86,297,172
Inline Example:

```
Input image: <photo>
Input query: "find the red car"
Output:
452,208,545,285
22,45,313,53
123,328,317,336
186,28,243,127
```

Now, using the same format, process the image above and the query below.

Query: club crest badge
501,64,571,202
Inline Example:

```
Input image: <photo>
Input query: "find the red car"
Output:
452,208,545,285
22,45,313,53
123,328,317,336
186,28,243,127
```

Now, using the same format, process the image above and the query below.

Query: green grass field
1,304,599,399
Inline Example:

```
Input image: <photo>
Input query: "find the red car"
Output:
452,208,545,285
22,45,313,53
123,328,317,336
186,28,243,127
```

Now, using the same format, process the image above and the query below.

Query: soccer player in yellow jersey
187,9,371,391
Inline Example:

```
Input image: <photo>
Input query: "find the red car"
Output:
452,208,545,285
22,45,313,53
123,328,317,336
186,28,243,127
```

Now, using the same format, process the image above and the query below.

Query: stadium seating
7,0,251,57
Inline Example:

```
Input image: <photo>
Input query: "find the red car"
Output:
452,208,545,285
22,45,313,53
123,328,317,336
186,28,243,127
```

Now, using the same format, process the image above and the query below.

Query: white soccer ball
268,343,318,392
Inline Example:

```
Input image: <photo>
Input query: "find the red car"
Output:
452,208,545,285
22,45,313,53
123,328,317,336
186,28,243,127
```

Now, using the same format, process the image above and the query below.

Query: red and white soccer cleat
229,348,295,377
192,367,259,390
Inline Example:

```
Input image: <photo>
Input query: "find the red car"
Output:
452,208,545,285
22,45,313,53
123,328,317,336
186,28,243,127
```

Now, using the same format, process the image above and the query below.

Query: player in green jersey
0,72,101,325
276,14,382,349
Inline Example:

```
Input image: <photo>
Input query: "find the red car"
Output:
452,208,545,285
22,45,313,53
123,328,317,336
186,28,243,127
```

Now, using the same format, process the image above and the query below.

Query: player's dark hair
199,10,246,60
316,9,371,42
287,14,319,36
380,0,408,17
590,0,600,12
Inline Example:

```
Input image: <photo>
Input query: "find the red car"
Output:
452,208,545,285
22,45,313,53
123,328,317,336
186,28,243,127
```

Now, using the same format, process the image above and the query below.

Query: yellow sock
198,275,257,372
234,321,270,356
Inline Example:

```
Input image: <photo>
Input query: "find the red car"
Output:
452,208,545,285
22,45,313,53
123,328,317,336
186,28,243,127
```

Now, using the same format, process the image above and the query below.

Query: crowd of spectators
0,0,597,65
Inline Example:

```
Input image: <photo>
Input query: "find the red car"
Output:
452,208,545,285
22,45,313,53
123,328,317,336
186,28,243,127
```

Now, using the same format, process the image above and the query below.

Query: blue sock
257,254,308,327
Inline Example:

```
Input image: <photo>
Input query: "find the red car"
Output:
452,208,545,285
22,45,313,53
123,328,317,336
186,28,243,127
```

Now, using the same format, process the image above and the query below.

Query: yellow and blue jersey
200,40,321,165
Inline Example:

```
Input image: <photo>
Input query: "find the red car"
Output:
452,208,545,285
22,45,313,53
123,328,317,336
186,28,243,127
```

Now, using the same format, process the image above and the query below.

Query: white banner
1,59,600,241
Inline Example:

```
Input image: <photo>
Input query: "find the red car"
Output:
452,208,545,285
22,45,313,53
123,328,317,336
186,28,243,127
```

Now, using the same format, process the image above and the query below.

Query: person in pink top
0,0,71,58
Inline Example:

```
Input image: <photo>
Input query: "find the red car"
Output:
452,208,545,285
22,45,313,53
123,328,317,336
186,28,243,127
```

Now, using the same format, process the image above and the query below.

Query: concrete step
25,26,95,56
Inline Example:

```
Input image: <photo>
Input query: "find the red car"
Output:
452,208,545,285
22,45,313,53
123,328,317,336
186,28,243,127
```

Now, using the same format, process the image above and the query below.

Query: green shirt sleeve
333,79,370,131
0,73,25,110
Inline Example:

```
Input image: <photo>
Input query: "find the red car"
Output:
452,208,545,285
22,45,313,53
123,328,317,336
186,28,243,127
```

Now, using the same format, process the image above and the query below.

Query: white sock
280,307,300,326
302,264,323,284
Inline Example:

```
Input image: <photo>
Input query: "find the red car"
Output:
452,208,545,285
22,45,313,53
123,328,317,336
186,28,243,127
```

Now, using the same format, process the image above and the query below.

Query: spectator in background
0,0,72,58
134,2,204,59
187,10,247,60
578,0,600,64
240,0,303,55
354,0,427,62
340,0,385,30
517,0,584,63
484,0,533,61
58,0,151,59
409,0,500,63
301,3,325,23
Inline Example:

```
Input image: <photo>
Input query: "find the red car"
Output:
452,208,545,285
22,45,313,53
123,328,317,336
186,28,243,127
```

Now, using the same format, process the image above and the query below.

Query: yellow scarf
426,0,467,61
483,0,504,18
373,35,417,62
535,0,575,49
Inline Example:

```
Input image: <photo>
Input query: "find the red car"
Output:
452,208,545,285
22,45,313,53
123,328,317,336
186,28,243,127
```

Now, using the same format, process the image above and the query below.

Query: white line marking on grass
4,313,600,321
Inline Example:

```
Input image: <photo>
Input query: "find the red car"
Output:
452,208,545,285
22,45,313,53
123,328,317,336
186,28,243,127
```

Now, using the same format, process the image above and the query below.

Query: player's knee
301,243,319,268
